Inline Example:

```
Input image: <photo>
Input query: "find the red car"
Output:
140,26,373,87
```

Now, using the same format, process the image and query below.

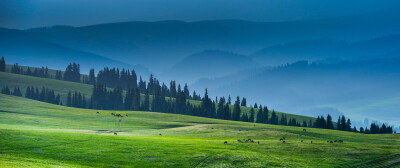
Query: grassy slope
0,72,315,123
0,94,399,167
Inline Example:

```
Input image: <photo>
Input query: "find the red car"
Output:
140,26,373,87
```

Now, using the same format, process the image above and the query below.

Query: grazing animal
224,141,228,144
258,141,260,144
280,139,284,141
303,129,307,132
310,141,313,144
330,141,333,144
211,128,214,129
338,140,343,143
282,141,286,143
159,133,162,136
96,112,99,114
126,114,128,117
283,137,286,140
301,140,303,143
111,113,115,115
327,141,330,143
334,140,337,142
114,133,117,135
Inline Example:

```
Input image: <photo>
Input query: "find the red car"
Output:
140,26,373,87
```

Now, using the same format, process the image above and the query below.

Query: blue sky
1,0,400,29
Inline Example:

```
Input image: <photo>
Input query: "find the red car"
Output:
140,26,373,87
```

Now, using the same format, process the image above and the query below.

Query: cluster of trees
360,123,393,134
9,63,51,79
0,56,5,72
66,91,87,108
313,115,335,129
1,86,22,97
63,63,81,82
25,86,61,105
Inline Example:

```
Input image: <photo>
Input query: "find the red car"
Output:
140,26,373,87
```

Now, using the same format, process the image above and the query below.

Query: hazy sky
1,0,400,29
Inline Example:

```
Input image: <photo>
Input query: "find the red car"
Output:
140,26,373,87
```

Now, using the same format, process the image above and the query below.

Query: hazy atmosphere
1,1,399,167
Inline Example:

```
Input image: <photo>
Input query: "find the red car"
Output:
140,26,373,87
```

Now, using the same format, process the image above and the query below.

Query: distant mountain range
251,35,400,66
162,50,258,84
16,9,400,73
0,28,150,76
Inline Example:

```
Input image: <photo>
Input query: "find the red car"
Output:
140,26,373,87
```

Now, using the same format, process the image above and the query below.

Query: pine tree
67,91,72,107
256,106,263,123
326,114,334,129
241,97,247,107
232,96,241,121
89,68,96,85
249,108,255,122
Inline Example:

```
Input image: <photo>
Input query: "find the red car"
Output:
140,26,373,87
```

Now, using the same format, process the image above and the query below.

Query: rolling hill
0,94,399,167
0,71,315,123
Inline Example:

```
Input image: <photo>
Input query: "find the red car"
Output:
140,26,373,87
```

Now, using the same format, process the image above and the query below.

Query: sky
1,0,400,29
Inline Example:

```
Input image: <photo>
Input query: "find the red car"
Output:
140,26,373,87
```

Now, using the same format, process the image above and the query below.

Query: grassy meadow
0,94,399,167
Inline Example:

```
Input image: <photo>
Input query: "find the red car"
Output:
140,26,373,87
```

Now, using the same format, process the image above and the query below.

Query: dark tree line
66,91,87,108
25,86,61,105
360,123,393,134
1,86,22,97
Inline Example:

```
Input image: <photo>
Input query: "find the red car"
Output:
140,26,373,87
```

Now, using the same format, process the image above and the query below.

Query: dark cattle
310,141,313,144
303,129,307,132
159,133,162,136
126,114,128,117
211,128,214,129
224,141,228,144
111,113,115,115
258,141,260,144
330,141,333,144
301,140,303,143
114,133,117,135
96,112,99,114
280,139,284,141
282,141,286,143
338,140,343,143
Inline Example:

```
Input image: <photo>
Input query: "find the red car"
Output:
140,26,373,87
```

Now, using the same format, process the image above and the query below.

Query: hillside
0,94,399,167
0,71,315,123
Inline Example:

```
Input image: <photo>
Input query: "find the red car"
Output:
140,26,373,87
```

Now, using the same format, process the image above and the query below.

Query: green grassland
0,72,315,123
0,94,399,167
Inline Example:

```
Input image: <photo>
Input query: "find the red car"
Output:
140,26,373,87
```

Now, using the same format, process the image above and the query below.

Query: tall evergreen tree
326,114,334,129
241,97,247,107
249,108,255,122
89,68,96,85
232,96,241,121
